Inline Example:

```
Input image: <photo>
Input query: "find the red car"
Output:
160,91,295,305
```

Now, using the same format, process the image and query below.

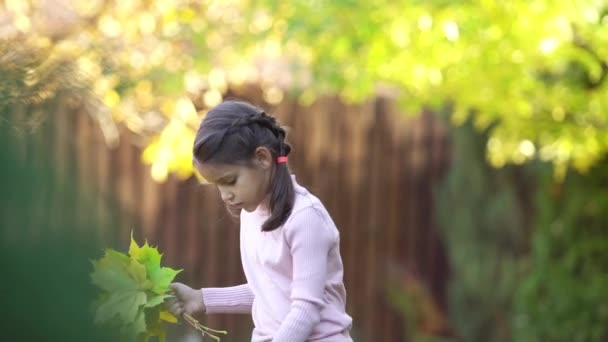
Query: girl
167,100,353,341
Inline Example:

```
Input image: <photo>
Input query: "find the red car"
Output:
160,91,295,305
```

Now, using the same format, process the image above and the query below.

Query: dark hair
193,100,294,232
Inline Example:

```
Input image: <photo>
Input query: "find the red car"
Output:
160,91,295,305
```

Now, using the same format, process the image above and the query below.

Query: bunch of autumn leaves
90,234,227,341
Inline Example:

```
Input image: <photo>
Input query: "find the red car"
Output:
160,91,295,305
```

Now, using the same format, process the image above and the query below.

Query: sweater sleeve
201,284,254,314
272,207,335,342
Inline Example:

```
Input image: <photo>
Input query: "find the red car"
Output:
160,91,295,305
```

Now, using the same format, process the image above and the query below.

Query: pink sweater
201,176,353,341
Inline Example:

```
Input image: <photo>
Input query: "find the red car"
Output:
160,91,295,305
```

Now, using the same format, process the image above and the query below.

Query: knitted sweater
201,176,353,341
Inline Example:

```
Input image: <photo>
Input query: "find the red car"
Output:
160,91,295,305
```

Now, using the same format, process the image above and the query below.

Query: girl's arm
201,283,254,314
273,208,336,342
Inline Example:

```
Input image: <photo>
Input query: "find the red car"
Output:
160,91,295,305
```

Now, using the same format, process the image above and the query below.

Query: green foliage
435,118,533,342
90,234,181,341
436,117,608,341
4,1,606,180
513,160,608,341
246,0,608,175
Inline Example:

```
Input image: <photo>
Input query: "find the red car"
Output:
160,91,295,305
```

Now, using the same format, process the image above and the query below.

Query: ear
254,146,273,169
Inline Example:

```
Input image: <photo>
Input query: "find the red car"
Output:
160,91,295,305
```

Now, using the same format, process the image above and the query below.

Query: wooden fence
18,87,451,341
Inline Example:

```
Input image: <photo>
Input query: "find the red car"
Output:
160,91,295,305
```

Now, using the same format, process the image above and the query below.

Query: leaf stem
183,313,228,341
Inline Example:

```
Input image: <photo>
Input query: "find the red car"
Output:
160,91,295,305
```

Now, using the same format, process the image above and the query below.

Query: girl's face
194,147,273,213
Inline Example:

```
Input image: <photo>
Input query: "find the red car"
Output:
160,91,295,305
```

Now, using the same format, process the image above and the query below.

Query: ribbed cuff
201,284,254,314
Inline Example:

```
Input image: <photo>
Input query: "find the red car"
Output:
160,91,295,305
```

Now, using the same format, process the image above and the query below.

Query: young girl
167,100,353,341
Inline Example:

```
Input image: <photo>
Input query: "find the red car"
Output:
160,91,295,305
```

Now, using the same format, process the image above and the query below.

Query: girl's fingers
165,297,176,306
169,302,183,316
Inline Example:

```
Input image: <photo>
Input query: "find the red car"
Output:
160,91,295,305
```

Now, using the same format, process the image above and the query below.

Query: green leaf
91,249,136,292
132,309,147,336
95,290,146,326
127,259,152,289
150,267,181,294
145,294,172,308
136,242,162,271
128,231,141,259
135,241,182,294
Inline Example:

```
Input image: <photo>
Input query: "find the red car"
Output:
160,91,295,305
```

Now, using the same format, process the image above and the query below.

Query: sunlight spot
583,7,599,23
203,89,223,108
413,64,426,81
78,56,102,77
263,86,284,104
208,68,227,93
14,15,31,32
184,70,206,93
519,140,535,157
175,97,197,122
151,162,168,182
539,37,559,54
139,13,157,35
443,21,459,41
418,14,433,31
104,90,120,109
5,0,29,14
488,137,502,152
428,68,443,85
99,15,122,37
228,64,252,85
391,20,410,47
129,51,146,68
249,10,272,33
72,0,104,17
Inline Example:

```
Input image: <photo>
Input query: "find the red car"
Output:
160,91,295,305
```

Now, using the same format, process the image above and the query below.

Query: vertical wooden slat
361,100,379,342
161,176,179,266
38,106,56,238
140,162,161,240
23,107,45,239
94,114,112,244
75,108,92,235
51,107,70,236
131,137,144,233
185,179,203,286
204,187,222,331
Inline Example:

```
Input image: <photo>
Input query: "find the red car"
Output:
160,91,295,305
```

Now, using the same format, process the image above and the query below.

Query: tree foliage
435,118,531,342
436,117,608,341
513,159,608,341
1,0,606,180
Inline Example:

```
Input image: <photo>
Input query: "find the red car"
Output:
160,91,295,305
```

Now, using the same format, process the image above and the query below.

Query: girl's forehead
194,160,240,179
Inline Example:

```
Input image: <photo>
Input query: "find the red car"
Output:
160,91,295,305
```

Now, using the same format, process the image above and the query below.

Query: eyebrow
201,173,235,185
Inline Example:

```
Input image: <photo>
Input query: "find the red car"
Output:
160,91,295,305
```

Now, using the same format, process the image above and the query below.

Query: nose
219,187,234,203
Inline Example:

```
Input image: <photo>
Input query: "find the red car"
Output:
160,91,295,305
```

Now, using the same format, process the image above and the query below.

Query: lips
227,202,243,209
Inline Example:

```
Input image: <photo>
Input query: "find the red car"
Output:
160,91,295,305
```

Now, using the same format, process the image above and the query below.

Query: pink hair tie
277,156,288,164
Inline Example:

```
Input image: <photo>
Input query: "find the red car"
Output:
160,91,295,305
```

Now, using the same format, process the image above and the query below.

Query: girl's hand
166,282,206,317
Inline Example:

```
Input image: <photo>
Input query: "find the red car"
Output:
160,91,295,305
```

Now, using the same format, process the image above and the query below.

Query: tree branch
571,24,608,89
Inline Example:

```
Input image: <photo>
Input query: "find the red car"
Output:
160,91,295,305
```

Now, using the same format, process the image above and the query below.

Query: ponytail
262,157,294,232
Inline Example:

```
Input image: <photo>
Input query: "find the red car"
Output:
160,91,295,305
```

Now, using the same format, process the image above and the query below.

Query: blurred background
1,0,607,341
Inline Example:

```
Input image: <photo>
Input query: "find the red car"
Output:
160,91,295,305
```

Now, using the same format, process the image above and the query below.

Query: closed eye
218,177,237,186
